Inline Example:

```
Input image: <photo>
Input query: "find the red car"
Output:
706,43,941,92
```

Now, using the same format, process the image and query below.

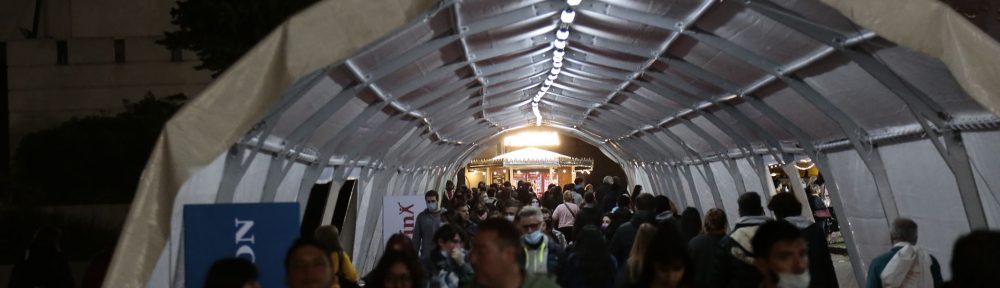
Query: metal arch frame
568,29,660,59
578,0,718,126
274,1,564,152
679,163,712,217
649,49,906,223
742,0,987,230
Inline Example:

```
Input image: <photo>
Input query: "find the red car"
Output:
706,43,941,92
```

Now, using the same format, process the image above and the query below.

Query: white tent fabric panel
879,139,972,279
232,154,271,203
709,161,741,226
690,165,723,223
354,170,396,275
825,150,890,279
274,162,309,202
672,166,697,211
163,153,228,287
963,130,1000,228
736,158,767,195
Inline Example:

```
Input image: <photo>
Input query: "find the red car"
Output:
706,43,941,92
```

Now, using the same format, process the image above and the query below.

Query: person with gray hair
598,176,617,213
865,218,943,288
517,206,564,277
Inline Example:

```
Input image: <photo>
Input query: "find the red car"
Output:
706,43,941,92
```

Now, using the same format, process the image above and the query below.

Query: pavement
833,253,860,288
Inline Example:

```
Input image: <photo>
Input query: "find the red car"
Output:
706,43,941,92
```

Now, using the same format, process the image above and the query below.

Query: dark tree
12,93,187,204
157,0,320,76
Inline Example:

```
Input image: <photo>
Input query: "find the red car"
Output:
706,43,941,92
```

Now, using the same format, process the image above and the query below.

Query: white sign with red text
382,196,427,244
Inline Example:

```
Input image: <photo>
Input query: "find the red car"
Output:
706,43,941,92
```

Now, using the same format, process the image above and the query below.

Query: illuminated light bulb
550,67,561,75
540,85,550,92
553,39,567,49
544,79,554,86
547,73,558,80
561,9,576,23
553,49,565,57
553,55,563,62
567,0,581,6
553,61,563,68
556,28,570,40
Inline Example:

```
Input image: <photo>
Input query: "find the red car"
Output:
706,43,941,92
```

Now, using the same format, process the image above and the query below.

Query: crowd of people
200,176,1000,288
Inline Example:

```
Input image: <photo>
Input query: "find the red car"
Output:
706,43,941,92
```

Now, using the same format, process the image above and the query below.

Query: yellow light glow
504,132,560,147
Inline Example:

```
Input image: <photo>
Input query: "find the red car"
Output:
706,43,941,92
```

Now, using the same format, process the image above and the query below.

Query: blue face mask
427,202,438,211
524,230,544,245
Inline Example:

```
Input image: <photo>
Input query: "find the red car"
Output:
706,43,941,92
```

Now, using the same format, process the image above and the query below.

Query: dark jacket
457,219,478,239
596,184,616,213
572,205,604,237
688,234,725,288
609,210,655,266
708,215,770,288
783,216,838,288
866,244,943,288
559,253,618,288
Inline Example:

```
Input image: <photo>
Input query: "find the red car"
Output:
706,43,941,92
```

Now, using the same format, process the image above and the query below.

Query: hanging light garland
533,1,578,126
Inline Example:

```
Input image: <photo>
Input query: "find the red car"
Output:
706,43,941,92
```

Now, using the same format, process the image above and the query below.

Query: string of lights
533,0,579,126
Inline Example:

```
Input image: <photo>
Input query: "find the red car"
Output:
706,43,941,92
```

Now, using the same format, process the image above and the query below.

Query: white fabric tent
104,0,1000,287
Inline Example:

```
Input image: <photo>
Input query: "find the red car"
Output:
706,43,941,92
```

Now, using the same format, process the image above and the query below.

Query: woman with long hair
365,250,427,288
559,225,617,288
614,223,658,287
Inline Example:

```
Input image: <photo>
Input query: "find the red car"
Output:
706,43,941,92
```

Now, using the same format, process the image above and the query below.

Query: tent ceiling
251,0,997,169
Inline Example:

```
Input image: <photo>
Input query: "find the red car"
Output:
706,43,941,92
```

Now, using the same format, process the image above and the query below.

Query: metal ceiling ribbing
249,0,993,176
246,2,1000,276
108,0,1000,286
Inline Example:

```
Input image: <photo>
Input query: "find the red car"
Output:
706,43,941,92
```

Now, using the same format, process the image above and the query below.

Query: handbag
813,208,832,218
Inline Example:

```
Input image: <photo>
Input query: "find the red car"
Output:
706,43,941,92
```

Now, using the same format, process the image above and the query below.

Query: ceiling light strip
533,1,578,126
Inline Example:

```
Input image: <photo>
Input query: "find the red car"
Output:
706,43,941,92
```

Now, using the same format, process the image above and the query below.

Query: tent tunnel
104,0,1000,287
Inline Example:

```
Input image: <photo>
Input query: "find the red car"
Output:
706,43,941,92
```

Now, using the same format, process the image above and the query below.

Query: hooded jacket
708,215,770,288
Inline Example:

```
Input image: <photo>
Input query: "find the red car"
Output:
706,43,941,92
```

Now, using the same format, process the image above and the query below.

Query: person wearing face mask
517,206,564,278
767,193,837,287
751,221,810,288
503,201,523,223
414,190,444,258
423,224,474,288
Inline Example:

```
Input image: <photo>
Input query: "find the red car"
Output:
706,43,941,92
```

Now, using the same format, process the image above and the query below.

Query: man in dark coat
597,176,617,213
768,192,838,288
608,193,655,266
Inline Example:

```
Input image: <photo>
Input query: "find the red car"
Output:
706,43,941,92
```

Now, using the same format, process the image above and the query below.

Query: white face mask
776,271,810,288
427,202,438,211
504,215,515,222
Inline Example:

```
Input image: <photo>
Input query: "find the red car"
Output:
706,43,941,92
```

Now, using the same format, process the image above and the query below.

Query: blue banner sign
184,203,300,288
